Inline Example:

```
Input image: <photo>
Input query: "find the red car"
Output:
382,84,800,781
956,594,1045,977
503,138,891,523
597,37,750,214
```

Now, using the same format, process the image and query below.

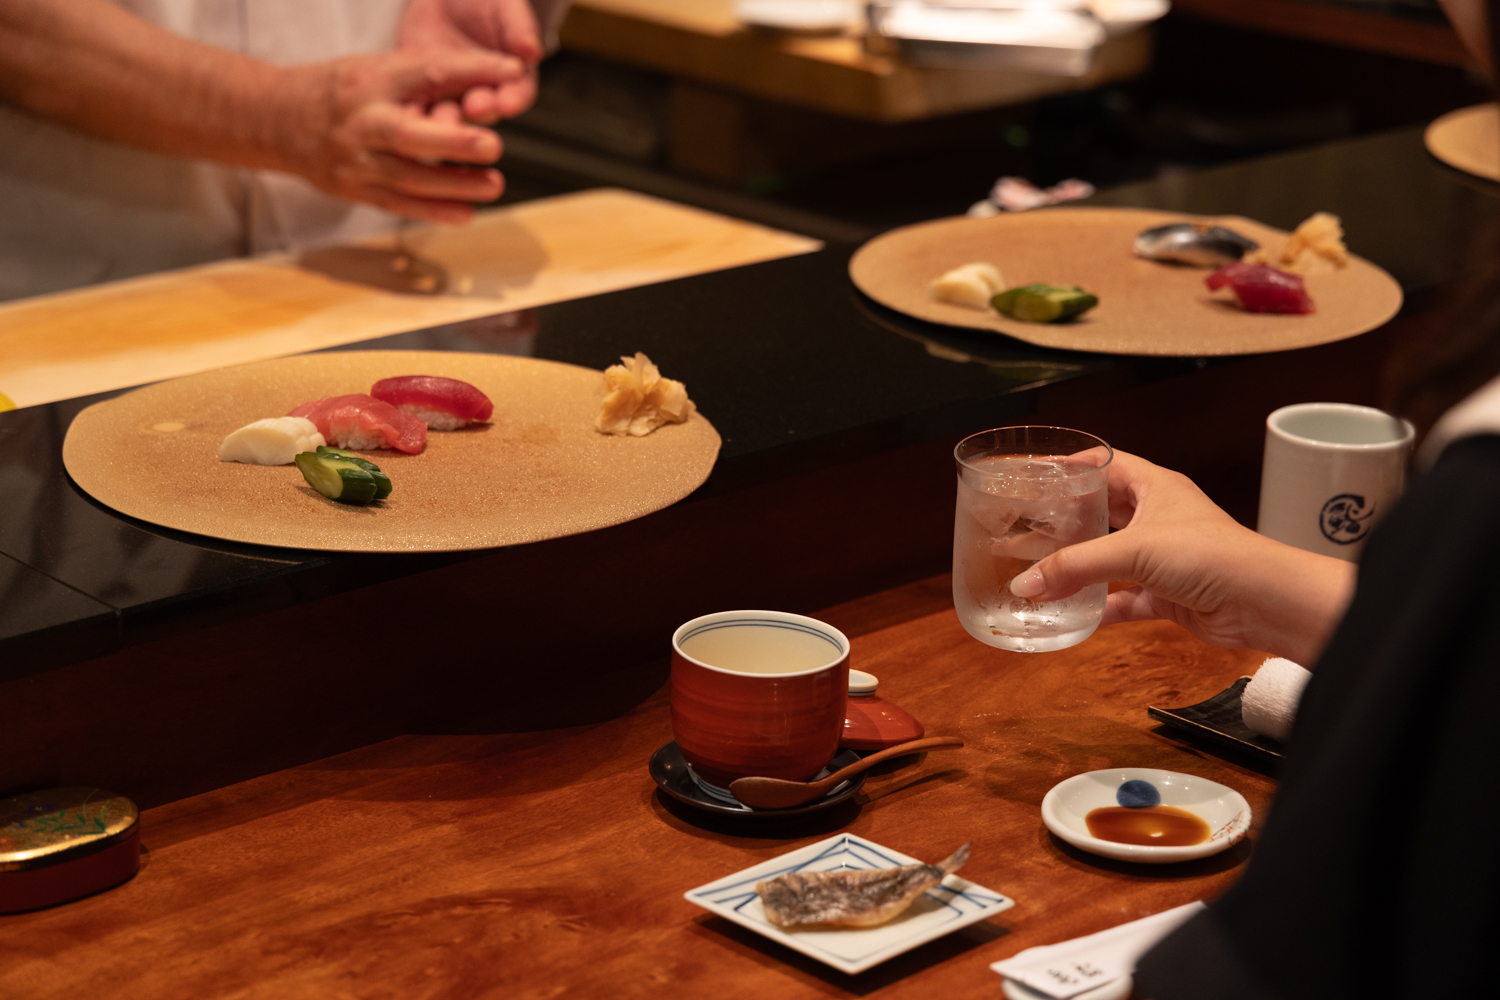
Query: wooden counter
561,0,1154,123
0,574,1274,998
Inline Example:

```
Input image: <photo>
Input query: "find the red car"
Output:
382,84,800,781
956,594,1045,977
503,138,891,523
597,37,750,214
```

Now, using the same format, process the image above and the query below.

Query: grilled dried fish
757,844,970,928
1133,223,1258,268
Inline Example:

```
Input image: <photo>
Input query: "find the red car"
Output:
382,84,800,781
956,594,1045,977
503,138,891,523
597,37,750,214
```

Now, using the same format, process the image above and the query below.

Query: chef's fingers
460,71,537,123
374,50,528,104
365,153,503,202
396,0,543,65
486,0,545,64
356,184,477,225
458,86,503,125
428,100,463,125
354,102,501,164
492,70,539,118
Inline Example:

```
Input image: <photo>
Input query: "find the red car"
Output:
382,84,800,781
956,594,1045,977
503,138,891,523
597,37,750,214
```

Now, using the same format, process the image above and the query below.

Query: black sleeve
1136,434,1500,1000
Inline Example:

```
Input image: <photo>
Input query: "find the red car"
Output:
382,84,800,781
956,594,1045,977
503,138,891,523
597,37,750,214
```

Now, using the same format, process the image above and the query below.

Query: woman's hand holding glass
1008,450,1357,667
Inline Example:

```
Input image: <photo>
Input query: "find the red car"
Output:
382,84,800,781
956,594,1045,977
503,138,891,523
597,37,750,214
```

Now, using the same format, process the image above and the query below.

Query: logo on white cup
1319,493,1374,545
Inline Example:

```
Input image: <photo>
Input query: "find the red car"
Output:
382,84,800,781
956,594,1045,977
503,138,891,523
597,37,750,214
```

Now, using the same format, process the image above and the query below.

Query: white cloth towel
991,901,1206,999
1241,656,1312,742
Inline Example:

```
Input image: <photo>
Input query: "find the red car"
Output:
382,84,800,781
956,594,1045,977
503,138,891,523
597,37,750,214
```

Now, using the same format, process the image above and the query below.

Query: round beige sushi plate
63,351,721,553
1425,103,1500,182
848,207,1404,357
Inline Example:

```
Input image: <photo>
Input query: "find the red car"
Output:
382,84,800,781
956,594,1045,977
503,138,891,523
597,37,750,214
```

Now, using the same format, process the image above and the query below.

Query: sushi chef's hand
0,0,522,224
277,50,520,223
1008,450,1356,666
399,0,544,123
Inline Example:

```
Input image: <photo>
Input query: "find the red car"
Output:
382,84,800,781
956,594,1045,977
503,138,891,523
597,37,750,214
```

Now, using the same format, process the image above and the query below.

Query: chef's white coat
0,0,567,302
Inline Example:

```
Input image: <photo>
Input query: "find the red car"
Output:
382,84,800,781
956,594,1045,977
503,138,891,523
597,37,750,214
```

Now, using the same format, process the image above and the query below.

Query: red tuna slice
1205,262,1315,314
287,394,427,454
370,375,494,429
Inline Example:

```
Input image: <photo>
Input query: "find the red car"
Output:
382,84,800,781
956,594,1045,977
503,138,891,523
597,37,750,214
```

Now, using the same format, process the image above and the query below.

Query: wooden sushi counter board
0,574,1276,1000
0,188,820,410
561,0,1154,123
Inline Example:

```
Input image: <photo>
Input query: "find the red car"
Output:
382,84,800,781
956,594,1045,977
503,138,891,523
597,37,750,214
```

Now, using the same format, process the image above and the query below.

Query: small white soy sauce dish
1041,768,1251,863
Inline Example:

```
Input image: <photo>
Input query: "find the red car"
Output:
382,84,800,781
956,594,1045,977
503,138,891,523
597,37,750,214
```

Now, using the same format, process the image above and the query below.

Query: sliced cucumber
315,445,392,499
295,452,379,505
991,283,1098,323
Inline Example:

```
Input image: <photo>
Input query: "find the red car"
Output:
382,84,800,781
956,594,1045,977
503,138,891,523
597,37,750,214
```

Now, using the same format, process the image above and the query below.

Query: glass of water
952,426,1112,653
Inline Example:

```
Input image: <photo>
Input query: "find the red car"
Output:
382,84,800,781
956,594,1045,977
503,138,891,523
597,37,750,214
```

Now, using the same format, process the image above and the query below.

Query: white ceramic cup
1257,403,1415,561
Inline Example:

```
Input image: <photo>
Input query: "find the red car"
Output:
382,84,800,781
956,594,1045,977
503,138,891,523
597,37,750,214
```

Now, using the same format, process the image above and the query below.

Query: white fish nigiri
931,262,1006,310
219,416,325,466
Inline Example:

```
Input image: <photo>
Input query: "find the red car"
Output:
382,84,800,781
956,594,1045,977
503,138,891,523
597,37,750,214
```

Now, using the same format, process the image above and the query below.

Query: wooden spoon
728,736,964,810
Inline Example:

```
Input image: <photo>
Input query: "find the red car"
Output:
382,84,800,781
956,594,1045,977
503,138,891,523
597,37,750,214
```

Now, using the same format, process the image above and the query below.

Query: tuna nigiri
287,394,427,454
370,375,493,431
1206,262,1315,314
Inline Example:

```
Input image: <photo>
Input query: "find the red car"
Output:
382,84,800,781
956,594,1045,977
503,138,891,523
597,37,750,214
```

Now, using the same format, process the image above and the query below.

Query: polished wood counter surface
1,575,1273,998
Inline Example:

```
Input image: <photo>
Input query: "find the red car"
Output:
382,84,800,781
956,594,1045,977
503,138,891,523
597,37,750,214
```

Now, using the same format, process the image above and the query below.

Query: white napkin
1241,656,1312,742
990,901,1205,999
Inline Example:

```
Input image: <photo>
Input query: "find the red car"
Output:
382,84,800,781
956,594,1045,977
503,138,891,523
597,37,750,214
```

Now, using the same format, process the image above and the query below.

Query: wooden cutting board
848,207,1403,356
62,351,720,553
0,188,820,409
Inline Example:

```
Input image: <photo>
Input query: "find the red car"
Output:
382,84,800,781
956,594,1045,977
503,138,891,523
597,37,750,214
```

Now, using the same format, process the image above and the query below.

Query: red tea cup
671,611,851,787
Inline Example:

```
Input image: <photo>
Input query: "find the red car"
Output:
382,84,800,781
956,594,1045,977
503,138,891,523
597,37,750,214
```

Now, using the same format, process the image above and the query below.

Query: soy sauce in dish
1084,805,1210,846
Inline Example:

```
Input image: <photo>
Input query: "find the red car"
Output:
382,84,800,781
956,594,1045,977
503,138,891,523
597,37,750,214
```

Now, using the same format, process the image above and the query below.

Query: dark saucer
1148,677,1284,765
649,741,866,820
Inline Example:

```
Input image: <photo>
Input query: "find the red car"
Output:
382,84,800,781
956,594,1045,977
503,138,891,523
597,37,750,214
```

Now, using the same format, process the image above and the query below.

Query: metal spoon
728,736,964,810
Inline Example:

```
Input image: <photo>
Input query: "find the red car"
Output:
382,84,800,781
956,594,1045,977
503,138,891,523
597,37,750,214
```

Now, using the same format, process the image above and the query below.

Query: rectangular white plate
684,833,1014,974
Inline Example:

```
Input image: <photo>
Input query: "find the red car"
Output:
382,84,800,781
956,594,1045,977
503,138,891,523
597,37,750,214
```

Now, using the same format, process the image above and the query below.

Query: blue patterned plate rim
683,832,1016,974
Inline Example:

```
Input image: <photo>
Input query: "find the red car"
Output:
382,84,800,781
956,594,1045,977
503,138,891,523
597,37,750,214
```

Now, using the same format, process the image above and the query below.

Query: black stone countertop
2,126,1494,682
